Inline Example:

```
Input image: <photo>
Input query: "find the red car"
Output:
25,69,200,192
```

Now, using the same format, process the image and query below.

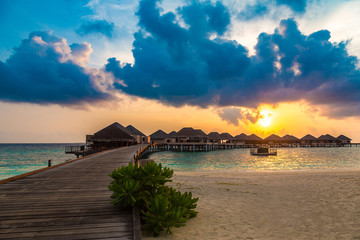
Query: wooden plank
133,205,142,240
0,144,147,240
0,215,129,226
1,231,133,240
1,222,130,234
1,226,132,238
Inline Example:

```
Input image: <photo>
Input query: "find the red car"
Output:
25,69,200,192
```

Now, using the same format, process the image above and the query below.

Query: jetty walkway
0,144,146,240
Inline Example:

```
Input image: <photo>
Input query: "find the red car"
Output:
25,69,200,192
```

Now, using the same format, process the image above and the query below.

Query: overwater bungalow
281,134,299,146
126,125,148,144
317,134,337,146
174,127,208,143
246,134,263,146
207,132,222,144
168,131,177,138
195,129,207,139
300,134,318,146
264,134,282,145
167,131,177,143
88,122,136,149
232,133,248,145
149,130,169,144
220,133,233,143
337,135,351,144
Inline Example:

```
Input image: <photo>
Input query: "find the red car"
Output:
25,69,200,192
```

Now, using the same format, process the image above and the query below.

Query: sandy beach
143,169,360,240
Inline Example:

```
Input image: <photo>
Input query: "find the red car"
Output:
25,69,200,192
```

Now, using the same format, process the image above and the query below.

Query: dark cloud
238,0,308,20
238,3,269,21
105,0,360,118
0,31,111,105
106,0,245,107
77,19,114,38
276,0,307,12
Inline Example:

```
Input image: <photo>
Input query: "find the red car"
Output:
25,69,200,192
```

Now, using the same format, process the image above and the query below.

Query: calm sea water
144,147,360,171
2,145,360,181
0,143,81,180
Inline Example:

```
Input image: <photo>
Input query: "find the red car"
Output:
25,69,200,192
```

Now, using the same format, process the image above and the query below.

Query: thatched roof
233,133,248,140
126,125,146,137
247,134,263,141
281,134,299,141
175,127,195,137
168,131,177,137
175,127,207,137
318,134,337,141
92,122,134,141
264,134,282,141
337,135,351,141
207,132,222,140
194,129,207,137
300,134,317,140
220,133,233,139
150,130,168,139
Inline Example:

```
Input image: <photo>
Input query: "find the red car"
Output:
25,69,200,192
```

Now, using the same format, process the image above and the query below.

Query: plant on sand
109,161,198,237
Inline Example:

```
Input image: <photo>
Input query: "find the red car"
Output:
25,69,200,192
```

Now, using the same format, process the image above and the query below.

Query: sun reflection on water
145,148,360,171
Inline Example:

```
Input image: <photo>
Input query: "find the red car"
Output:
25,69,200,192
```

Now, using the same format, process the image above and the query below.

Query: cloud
77,19,115,38
218,107,261,126
276,0,307,12
237,0,308,20
218,107,243,126
238,3,269,21
105,0,360,118
0,31,112,105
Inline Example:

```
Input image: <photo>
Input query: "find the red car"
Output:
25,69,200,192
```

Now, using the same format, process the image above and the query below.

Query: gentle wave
144,147,360,171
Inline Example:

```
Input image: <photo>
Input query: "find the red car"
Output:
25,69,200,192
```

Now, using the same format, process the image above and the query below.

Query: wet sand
143,169,360,240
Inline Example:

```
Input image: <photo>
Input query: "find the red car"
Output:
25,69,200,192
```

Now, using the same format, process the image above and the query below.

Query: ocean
0,143,81,180
1,144,360,181
144,147,360,171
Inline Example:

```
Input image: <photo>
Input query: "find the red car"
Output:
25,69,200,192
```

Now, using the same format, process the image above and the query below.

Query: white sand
143,169,360,240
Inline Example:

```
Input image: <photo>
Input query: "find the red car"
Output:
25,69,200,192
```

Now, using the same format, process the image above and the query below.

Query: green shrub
140,161,173,190
109,163,142,207
168,188,198,219
142,187,198,236
142,193,187,236
108,178,141,206
108,162,198,237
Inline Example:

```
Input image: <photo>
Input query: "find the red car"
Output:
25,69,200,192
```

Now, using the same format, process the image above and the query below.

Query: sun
258,110,273,127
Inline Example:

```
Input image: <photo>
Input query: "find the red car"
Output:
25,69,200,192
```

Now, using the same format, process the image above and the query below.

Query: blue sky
1,0,360,142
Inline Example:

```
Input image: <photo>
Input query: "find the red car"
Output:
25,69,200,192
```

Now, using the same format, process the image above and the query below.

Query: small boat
250,147,277,156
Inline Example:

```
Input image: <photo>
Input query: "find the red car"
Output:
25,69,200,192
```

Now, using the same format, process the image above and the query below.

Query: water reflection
145,147,360,171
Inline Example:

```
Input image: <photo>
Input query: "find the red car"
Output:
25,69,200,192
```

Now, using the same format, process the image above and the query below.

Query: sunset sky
1,0,360,143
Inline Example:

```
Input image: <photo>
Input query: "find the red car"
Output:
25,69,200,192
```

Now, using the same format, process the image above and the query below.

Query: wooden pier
145,143,238,153
0,144,146,240
65,145,113,158
137,142,360,159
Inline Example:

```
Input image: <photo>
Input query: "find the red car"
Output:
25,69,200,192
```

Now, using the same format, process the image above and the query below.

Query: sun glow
258,110,273,127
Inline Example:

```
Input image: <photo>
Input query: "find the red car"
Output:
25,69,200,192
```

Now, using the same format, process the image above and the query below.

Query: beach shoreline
143,168,360,239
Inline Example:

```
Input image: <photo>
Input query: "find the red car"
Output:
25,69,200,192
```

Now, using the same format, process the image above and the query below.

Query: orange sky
1,1,360,144
0,98,358,143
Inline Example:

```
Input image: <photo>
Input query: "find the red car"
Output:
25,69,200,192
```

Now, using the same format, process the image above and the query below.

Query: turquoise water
2,146,360,181
0,143,81,180
144,147,360,171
